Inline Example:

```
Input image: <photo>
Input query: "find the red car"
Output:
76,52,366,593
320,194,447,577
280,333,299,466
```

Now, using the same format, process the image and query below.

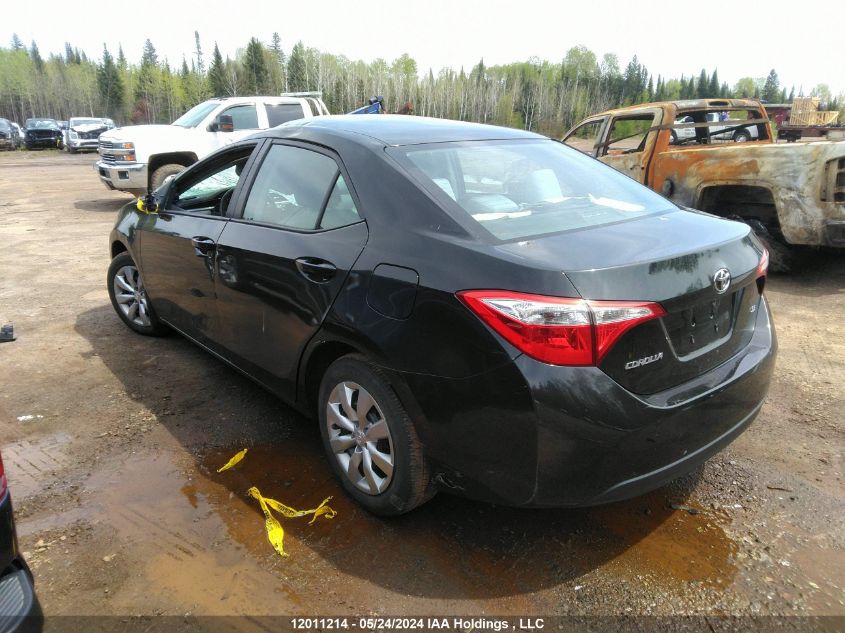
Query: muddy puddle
41,432,744,615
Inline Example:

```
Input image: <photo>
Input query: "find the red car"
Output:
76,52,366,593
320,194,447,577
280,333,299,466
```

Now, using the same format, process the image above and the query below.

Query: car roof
264,114,545,146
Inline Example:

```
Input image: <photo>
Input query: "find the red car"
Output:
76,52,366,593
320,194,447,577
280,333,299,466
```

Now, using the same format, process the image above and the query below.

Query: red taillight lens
755,247,769,293
457,290,665,366
756,248,769,278
0,452,7,499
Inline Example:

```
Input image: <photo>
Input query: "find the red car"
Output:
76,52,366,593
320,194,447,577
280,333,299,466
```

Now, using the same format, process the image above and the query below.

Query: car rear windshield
393,139,674,241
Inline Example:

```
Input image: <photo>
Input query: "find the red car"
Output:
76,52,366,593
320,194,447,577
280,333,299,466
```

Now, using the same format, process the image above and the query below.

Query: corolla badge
713,268,731,294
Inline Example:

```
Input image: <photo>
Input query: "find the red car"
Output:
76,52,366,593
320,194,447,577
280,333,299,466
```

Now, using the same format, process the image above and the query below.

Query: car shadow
75,304,717,600
766,248,844,298
73,198,132,213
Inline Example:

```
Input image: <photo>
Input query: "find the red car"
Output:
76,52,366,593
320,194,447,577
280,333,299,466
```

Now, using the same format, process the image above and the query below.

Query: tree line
1,32,841,137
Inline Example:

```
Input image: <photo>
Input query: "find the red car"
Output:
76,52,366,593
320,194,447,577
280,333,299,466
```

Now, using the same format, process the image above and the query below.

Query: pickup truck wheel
318,355,433,516
741,218,793,273
150,164,186,191
733,130,751,142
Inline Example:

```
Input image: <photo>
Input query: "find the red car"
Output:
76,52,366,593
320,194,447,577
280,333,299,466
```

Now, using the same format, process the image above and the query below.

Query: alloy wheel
113,265,152,327
326,381,395,495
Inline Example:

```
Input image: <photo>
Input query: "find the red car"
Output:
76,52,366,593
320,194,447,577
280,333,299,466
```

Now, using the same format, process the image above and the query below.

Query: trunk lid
494,209,764,394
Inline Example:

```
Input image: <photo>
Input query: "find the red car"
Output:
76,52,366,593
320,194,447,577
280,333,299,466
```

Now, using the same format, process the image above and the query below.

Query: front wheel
318,355,433,516
107,252,168,335
149,163,186,191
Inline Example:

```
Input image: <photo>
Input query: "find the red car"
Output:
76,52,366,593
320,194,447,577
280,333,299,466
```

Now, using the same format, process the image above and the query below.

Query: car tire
150,163,186,191
67,145,76,154
670,130,678,144
733,130,751,142
107,252,168,336
318,355,433,516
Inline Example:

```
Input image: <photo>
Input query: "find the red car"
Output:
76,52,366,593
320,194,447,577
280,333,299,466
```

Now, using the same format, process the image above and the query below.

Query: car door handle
295,257,337,283
191,236,216,257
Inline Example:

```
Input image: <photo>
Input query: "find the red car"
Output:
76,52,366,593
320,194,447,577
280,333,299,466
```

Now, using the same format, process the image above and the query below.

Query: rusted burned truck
562,99,845,270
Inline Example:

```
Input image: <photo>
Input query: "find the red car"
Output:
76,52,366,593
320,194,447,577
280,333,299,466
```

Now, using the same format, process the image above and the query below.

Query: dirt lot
0,152,843,623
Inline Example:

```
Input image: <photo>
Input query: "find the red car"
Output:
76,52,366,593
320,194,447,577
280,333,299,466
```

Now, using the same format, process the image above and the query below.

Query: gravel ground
0,151,842,624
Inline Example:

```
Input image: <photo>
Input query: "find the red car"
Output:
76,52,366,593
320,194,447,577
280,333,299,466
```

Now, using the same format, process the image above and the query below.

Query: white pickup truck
95,94,330,195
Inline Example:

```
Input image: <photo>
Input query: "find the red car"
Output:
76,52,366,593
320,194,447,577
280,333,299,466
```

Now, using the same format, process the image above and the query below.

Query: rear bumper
402,296,776,507
94,160,147,193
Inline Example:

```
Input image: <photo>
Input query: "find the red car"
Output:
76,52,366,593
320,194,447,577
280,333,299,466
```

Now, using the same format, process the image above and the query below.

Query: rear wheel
107,252,168,335
318,355,432,516
733,130,751,142
149,163,186,191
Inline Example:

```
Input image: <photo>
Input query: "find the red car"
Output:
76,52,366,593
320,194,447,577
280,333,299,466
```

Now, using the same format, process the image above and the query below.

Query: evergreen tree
194,31,205,76
29,41,43,72
64,42,75,63
788,86,795,102
116,45,127,71
208,43,226,96
98,44,124,121
11,34,24,51
762,69,780,102
243,37,270,95
697,68,708,98
270,32,287,93
288,41,307,92
708,69,719,98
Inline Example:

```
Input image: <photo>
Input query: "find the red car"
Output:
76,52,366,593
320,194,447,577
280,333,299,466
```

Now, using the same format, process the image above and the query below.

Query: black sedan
107,116,776,515
23,119,63,150
0,452,42,632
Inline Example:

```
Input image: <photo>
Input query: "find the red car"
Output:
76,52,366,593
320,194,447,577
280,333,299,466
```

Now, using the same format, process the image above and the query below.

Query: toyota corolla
107,115,776,515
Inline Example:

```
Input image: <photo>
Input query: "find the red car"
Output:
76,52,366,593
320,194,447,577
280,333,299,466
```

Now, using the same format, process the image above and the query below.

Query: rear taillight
0,452,7,499
756,247,769,294
457,290,665,366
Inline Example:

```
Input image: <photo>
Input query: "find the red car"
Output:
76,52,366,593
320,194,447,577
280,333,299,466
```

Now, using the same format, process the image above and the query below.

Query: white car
672,112,759,144
95,94,330,195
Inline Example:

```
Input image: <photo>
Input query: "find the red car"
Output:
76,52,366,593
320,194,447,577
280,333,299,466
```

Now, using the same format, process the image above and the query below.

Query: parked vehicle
95,93,330,196
0,118,17,150
672,112,758,143
10,123,24,148
23,119,63,150
0,450,43,632
65,117,115,153
562,99,845,271
107,115,775,515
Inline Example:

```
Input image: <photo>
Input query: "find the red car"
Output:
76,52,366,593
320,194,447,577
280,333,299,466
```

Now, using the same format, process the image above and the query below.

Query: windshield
172,101,220,128
0,120,9,130
25,119,59,130
394,139,675,241
70,118,104,127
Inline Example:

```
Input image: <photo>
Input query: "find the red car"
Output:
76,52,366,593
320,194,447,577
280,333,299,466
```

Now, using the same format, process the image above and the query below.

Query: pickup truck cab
96,94,329,195
563,99,845,270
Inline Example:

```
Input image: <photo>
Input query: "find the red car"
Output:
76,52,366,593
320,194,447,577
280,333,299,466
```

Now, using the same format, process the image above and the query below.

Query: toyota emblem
713,268,731,294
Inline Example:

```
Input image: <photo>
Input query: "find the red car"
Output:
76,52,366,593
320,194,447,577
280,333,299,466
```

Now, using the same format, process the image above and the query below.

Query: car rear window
393,139,675,241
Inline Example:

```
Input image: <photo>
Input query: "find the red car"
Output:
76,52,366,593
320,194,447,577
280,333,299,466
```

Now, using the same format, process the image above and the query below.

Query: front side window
265,103,305,127
563,119,605,155
171,148,254,216
394,139,675,241
243,145,342,229
221,105,259,131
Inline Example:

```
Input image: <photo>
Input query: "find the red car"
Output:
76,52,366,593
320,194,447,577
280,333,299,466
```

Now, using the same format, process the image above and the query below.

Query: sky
2,0,842,96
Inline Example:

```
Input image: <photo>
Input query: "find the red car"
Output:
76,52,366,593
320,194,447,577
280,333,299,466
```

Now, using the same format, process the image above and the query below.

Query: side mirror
136,193,159,214
212,114,234,133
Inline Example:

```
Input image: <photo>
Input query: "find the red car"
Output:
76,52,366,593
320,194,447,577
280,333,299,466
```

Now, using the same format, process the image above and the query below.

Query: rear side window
395,140,674,241
243,145,340,229
266,103,306,127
